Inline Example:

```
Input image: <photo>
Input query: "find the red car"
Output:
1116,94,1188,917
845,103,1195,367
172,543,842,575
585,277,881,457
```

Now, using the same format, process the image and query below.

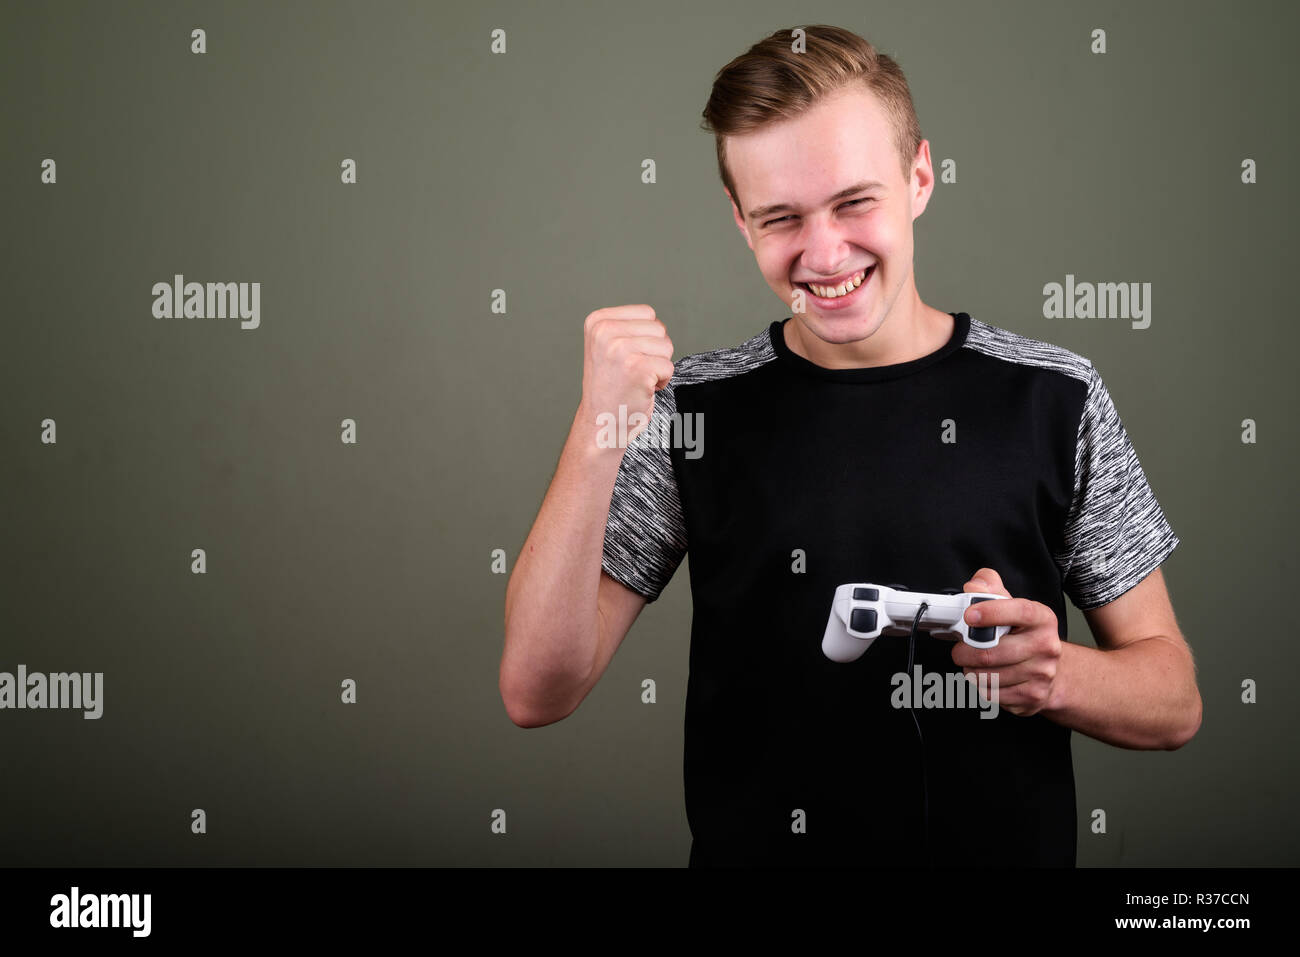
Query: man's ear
725,189,754,251
908,139,938,222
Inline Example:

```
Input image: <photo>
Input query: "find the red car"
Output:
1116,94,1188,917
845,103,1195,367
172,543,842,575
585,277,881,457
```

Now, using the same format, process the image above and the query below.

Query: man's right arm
499,306,674,728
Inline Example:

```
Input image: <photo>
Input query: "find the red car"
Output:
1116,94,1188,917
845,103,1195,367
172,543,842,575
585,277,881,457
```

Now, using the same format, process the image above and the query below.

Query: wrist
1043,638,1075,716
570,402,628,466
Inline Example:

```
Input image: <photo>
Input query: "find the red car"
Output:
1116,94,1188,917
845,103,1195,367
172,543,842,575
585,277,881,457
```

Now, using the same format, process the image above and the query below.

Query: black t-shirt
600,311,1179,867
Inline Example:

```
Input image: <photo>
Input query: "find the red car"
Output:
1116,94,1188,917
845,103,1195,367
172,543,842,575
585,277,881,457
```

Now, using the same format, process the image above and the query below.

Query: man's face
725,84,935,345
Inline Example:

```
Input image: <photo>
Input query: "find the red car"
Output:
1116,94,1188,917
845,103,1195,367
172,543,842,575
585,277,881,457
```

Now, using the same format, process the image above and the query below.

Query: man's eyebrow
747,181,887,221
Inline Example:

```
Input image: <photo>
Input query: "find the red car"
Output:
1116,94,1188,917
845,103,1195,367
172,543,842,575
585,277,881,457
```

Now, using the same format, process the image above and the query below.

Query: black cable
906,601,929,857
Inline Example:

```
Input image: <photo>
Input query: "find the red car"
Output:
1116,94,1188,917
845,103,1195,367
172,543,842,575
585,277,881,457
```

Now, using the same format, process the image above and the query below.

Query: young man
500,25,1200,867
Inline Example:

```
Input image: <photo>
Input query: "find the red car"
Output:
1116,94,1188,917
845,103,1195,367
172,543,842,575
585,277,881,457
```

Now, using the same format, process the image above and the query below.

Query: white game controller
822,583,1012,663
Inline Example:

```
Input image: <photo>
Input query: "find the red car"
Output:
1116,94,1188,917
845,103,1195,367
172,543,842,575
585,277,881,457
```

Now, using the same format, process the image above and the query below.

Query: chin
800,311,878,344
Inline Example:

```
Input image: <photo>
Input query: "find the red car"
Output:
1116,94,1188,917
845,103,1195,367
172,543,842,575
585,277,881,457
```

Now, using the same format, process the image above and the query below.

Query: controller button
970,596,995,605
849,608,878,634
852,587,879,601
969,626,997,644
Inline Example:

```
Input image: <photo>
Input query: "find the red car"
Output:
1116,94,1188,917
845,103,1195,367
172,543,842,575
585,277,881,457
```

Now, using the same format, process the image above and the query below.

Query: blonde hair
700,25,924,215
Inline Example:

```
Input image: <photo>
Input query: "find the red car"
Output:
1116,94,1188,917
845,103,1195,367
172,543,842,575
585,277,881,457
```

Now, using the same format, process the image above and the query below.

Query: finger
950,634,1032,670
585,304,657,329
961,662,1038,690
964,579,1007,597
590,318,668,343
647,356,676,390
964,596,1042,628
608,333,674,359
966,568,1007,595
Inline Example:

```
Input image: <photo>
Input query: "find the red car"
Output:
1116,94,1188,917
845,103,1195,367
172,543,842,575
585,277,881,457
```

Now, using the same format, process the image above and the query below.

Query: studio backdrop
3,0,1297,866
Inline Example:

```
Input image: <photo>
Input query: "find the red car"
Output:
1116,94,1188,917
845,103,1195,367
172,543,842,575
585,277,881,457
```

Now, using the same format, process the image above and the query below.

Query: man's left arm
954,565,1202,750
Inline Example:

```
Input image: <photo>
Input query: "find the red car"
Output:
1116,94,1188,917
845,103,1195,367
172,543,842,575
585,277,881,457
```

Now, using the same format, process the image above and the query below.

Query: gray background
2,0,1296,866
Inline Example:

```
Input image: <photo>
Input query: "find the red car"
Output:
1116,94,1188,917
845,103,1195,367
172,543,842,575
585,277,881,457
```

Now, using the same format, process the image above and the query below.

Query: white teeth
807,267,869,298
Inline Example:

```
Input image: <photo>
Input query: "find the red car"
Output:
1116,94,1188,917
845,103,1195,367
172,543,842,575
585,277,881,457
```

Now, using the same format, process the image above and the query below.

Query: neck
785,284,951,369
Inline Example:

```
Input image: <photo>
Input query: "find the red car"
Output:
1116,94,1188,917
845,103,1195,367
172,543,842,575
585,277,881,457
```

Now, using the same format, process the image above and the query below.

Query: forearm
1039,637,1202,750
501,404,623,719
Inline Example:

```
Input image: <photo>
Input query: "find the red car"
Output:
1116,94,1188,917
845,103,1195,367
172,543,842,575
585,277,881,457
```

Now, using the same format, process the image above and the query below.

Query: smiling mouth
796,264,875,299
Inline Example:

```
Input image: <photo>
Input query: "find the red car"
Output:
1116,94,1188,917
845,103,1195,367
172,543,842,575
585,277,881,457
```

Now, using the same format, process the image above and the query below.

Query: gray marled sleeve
599,385,688,602
1059,365,1180,610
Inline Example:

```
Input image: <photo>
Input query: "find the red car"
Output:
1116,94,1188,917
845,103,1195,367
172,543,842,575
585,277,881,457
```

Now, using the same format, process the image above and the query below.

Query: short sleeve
1059,365,1180,610
599,386,688,602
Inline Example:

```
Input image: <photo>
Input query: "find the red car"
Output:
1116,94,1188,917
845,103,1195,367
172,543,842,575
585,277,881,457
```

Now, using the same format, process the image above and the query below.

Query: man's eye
763,199,872,228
